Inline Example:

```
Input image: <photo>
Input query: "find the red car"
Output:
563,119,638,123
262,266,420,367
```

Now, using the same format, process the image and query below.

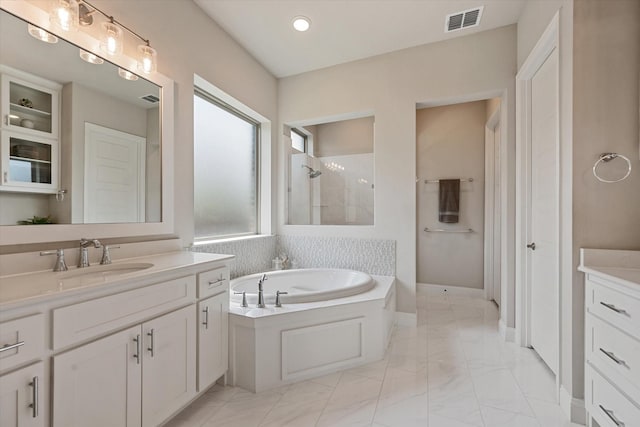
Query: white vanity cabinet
196,267,230,391
53,303,196,427
580,249,640,427
0,68,61,194
0,361,44,427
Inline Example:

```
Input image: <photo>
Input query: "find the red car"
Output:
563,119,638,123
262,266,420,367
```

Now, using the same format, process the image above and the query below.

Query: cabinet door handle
208,278,225,287
133,334,141,364
599,348,627,367
599,404,625,426
29,376,39,418
600,302,627,315
147,329,154,358
0,341,25,353
202,306,209,329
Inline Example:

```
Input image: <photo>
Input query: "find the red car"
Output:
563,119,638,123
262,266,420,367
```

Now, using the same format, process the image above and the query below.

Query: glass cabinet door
1,132,58,192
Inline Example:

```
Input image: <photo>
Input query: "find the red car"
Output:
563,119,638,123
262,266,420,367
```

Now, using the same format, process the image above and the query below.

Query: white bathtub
230,268,374,304
228,271,396,393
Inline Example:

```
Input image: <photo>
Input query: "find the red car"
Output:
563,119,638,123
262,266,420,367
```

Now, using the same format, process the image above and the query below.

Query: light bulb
49,0,78,32
118,68,139,81
137,44,157,74
28,24,58,43
79,49,104,64
100,22,123,56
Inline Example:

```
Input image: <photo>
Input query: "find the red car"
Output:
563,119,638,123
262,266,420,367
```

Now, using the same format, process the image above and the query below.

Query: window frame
290,128,307,153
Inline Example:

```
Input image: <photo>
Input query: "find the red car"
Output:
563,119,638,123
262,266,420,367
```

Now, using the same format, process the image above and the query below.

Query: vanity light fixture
79,49,104,64
27,24,59,43
50,0,79,32
137,43,157,74
100,19,123,56
118,68,139,81
292,16,311,32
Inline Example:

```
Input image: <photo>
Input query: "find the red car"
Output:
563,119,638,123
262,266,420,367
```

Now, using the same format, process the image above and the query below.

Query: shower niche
286,115,374,225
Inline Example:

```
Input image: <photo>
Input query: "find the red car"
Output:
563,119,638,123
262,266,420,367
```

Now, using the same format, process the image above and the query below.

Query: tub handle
275,291,288,308
234,291,248,308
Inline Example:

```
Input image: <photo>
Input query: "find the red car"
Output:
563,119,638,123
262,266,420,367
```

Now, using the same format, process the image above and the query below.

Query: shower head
301,165,322,178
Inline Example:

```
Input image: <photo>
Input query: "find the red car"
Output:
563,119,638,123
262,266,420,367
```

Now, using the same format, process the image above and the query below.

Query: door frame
515,12,561,381
484,107,501,304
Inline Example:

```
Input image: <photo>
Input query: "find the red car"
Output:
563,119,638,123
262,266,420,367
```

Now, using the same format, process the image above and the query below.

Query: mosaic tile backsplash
193,235,276,278
277,235,396,276
193,235,395,278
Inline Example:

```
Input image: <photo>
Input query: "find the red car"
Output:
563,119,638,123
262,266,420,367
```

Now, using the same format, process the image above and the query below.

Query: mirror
287,115,374,225
0,9,161,226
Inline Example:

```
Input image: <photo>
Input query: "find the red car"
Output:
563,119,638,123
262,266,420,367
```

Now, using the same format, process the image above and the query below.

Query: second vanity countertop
0,251,234,310
578,248,640,289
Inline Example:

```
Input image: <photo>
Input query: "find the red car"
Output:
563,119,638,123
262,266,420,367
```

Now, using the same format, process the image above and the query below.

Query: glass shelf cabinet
0,67,61,193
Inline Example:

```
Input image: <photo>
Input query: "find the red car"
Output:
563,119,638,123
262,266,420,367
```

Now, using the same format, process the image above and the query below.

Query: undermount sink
58,262,154,283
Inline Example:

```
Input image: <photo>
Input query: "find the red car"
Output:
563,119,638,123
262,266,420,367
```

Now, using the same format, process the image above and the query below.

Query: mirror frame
0,1,174,245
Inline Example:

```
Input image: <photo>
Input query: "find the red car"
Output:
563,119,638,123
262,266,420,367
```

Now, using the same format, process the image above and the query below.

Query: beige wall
0,193,50,225
572,0,640,398
517,0,568,68
315,116,374,157
416,101,486,288
278,25,517,314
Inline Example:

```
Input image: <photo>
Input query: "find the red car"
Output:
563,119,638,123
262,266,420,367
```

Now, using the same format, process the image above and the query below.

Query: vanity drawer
587,313,640,403
586,277,640,338
587,365,640,427
198,267,229,299
0,313,44,373
53,276,196,350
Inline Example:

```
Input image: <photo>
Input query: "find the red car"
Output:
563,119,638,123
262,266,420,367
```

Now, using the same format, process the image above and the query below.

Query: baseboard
417,283,484,298
498,318,516,342
395,311,417,327
560,386,586,425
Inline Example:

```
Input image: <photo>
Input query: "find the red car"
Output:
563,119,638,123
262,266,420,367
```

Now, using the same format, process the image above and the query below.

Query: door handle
29,376,38,418
202,306,209,329
526,242,536,250
147,329,154,357
133,334,141,364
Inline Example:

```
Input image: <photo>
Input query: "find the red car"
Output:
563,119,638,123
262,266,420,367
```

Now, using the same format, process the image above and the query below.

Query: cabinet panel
53,276,195,350
142,305,195,427
0,313,44,374
0,361,44,427
53,326,141,427
197,267,229,298
197,291,228,391
0,132,59,193
587,277,640,338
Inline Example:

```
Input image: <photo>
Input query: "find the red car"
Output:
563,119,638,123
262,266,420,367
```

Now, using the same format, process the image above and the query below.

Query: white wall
278,25,517,314
416,101,486,289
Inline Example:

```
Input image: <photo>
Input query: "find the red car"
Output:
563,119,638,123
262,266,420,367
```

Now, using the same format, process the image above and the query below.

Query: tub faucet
257,274,267,308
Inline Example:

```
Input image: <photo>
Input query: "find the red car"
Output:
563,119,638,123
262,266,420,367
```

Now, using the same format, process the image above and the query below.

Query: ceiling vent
445,6,484,33
140,94,160,104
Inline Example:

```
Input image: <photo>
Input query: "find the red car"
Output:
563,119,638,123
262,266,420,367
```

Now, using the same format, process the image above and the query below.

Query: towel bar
424,228,474,233
424,178,473,184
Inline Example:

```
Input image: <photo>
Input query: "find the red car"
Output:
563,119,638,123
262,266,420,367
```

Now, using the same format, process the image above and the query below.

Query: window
291,128,307,153
194,89,260,240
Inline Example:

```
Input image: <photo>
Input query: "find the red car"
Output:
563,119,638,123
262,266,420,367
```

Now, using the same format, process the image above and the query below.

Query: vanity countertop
0,251,233,309
578,248,640,289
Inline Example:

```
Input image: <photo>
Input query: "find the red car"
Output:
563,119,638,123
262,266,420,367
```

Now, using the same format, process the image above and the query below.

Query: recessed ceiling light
292,16,311,32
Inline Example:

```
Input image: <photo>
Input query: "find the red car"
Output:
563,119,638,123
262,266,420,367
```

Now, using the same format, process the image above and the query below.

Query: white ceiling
195,0,526,78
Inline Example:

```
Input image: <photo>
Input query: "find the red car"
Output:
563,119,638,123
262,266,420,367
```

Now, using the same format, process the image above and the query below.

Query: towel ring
592,153,631,183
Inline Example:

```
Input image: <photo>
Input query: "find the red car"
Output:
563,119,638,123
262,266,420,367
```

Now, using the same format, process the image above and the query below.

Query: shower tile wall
193,235,276,278
277,235,395,276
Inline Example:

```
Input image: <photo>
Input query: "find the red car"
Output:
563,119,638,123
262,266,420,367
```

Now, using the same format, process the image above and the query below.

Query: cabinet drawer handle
29,376,38,418
133,335,141,364
600,302,628,315
147,329,154,358
0,341,25,353
202,306,209,329
599,404,625,426
599,348,627,367
208,278,225,287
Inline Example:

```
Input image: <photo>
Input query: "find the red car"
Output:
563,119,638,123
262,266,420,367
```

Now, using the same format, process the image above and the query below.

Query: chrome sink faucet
78,238,101,268
257,274,267,308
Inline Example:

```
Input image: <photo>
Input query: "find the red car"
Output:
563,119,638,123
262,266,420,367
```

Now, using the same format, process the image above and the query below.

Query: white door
528,47,559,374
142,305,196,427
53,326,142,427
197,291,229,391
493,122,502,306
0,362,44,427
84,123,146,223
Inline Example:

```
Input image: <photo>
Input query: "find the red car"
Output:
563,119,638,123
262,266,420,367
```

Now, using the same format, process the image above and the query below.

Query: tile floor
165,286,584,427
